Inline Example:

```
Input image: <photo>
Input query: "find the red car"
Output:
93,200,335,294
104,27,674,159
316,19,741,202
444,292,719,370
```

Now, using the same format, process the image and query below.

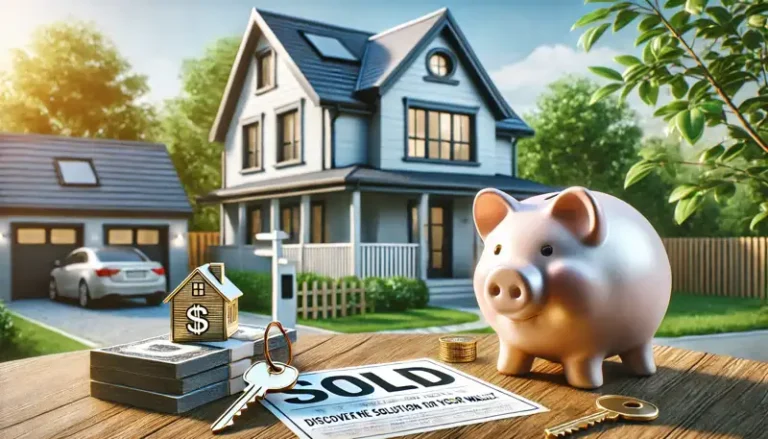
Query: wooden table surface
1,334,766,439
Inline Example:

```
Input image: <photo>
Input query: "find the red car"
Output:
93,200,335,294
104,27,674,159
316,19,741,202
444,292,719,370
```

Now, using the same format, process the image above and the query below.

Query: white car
49,247,167,308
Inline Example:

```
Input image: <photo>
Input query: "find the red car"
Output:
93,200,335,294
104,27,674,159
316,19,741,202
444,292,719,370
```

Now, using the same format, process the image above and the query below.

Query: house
163,262,242,342
202,8,553,296
0,133,191,302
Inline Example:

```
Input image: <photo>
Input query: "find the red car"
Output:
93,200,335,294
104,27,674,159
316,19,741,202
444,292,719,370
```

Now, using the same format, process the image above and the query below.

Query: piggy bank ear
473,188,520,240
548,187,606,246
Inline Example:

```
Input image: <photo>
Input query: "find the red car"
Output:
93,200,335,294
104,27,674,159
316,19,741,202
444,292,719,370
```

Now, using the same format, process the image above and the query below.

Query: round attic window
428,50,454,77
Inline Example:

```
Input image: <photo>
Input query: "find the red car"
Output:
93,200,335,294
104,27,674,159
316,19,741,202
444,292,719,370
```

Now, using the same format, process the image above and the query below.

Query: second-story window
278,110,301,163
242,121,261,170
256,50,274,91
408,108,472,162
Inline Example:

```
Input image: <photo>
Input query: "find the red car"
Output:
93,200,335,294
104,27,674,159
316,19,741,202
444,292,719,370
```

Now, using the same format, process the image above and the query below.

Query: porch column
299,195,311,272
350,190,361,277
270,198,280,232
418,193,429,281
236,202,247,245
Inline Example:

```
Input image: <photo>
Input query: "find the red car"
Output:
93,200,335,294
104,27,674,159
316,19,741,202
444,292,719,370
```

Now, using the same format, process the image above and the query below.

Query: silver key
211,361,299,433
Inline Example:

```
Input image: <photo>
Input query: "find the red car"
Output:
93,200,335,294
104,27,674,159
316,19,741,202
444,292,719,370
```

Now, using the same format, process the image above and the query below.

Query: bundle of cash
89,324,296,413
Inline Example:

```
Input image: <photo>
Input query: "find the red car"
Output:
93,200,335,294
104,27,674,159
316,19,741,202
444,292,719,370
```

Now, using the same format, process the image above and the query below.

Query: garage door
11,223,84,300
103,225,169,280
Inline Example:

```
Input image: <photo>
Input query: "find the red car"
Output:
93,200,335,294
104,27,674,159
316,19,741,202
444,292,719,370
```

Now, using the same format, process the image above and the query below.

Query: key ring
263,321,293,373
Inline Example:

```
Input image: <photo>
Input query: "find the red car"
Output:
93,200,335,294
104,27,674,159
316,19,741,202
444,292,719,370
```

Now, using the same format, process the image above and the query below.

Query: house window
107,229,133,245
54,158,99,186
281,205,300,243
247,207,263,244
136,229,159,245
256,50,274,90
407,107,472,162
192,282,205,297
407,201,419,244
429,53,451,77
242,121,262,170
311,202,325,243
278,110,301,163
50,228,77,245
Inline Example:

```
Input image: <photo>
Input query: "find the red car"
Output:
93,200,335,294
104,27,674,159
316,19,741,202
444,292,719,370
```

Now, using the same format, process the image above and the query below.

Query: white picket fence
360,243,419,278
281,242,419,279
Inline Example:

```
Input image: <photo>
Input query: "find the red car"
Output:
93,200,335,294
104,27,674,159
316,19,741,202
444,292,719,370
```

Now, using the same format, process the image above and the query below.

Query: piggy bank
472,186,671,389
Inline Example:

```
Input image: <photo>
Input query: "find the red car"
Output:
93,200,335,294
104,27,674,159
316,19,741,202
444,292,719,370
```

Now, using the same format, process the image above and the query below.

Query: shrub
0,301,19,351
366,277,429,312
227,270,271,314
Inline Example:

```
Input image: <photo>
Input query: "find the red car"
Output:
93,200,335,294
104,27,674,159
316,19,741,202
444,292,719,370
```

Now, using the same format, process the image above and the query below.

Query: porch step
426,278,474,297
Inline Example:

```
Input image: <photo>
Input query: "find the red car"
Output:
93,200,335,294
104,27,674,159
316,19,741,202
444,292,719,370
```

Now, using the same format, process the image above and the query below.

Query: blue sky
0,0,651,127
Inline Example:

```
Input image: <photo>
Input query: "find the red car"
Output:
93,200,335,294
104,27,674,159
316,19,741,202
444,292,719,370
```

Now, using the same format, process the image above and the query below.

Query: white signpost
255,230,297,330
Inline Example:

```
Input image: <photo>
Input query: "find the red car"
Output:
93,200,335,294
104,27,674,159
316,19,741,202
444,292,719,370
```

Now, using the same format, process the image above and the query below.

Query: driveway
8,298,328,347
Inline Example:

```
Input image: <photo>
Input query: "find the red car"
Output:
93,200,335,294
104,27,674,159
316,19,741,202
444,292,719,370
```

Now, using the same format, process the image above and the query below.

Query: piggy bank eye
493,244,502,255
540,245,553,257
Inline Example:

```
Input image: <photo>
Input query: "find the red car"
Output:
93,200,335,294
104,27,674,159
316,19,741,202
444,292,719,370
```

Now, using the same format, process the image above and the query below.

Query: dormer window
429,53,450,76
54,158,99,187
255,48,275,93
424,49,458,85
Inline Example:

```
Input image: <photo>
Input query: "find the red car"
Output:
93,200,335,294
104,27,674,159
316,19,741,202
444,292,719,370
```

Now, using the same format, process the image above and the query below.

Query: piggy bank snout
484,265,544,319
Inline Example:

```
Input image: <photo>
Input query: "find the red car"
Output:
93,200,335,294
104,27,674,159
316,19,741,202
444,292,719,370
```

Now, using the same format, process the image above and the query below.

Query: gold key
544,395,659,438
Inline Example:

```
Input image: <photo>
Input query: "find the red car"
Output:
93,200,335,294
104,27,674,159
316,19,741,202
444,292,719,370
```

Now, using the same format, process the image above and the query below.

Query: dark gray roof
0,133,192,215
201,166,554,203
258,10,372,107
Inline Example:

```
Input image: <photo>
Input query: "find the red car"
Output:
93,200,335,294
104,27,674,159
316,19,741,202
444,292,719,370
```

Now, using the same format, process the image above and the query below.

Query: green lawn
455,293,768,337
0,314,89,362
299,307,479,333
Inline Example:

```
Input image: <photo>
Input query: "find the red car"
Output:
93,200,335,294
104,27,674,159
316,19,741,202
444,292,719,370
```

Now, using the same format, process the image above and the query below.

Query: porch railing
360,243,419,279
284,243,353,279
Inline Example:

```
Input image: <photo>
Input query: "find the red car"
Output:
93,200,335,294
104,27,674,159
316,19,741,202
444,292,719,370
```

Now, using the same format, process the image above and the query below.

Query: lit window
278,110,301,163
17,228,46,244
243,122,262,170
281,205,300,244
54,158,98,186
51,228,77,245
192,282,205,296
304,33,357,61
108,229,133,245
429,52,452,77
137,229,159,245
249,207,262,244
311,202,325,243
256,50,274,90
408,108,472,161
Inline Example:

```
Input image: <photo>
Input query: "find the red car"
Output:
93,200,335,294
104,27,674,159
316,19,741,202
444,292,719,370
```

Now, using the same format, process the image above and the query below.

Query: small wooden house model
163,262,243,343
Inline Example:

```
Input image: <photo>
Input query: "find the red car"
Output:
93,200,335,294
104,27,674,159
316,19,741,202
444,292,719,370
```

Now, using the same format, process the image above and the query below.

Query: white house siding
495,137,513,176
0,215,188,302
334,113,369,167
376,35,500,175
223,34,323,189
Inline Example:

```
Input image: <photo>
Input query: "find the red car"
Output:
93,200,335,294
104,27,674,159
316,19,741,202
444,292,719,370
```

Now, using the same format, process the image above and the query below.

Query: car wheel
78,281,92,308
49,278,58,301
145,293,165,306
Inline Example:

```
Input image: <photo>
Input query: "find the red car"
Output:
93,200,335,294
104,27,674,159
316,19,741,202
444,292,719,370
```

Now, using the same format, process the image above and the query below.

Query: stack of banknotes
89,324,297,413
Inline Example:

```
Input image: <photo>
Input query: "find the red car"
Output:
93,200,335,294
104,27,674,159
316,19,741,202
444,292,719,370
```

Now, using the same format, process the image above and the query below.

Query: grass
454,293,768,337
0,314,89,363
298,307,479,333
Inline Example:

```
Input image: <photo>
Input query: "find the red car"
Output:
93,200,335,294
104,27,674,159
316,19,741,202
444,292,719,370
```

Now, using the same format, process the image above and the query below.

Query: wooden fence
298,281,370,320
189,232,219,270
662,237,767,299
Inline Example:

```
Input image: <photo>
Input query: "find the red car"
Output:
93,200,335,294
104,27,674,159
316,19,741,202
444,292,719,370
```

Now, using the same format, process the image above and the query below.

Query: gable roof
163,263,243,304
0,133,192,216
210,8,533,142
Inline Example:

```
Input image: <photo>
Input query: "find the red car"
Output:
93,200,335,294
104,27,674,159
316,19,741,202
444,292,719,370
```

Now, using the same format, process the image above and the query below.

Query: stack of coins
438,336,477,363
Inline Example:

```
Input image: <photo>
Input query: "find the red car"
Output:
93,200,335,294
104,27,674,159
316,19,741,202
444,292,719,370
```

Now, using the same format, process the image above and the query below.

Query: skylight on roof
54,158,99,186
303,33,357,61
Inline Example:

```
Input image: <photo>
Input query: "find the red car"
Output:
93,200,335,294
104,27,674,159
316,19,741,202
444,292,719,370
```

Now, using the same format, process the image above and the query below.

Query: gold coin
438,336,477,363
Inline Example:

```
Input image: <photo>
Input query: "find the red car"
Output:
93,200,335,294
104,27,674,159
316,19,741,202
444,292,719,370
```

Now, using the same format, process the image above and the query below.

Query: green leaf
705,6,731,25
685,0,708,15
727,125,751,140
718,143,746,162
589,82,623,105
750,211,768,231
665,0,685,8
639,80,659,105
668,184,699,203
761,202,768,213
739,96,768,114
579,23,611,52
573,8,612,29
688,79,711,102
624,160,657,188
654,100,690,117
747,14,767,28
747,165,768,175
613,10,640,31
743,29,764,50
618,81,637,104
636,28,666,46
623,64,650,82
697,99,724,114
670,10,691,28
676,108,705,144
713,182,736,204
642,42,656,63
671,76,689,99
614,55,642,66
674,194,704,224
697,144,724,162
638,15,662,32
746,3,768,16
588,66,624,81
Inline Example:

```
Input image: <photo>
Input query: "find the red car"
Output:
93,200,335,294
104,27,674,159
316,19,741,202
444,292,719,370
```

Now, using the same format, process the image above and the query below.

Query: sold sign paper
261,358,548,439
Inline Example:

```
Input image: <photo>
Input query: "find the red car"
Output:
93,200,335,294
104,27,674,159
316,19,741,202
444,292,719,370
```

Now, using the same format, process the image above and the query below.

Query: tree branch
662,159,768,186
645,0,768,154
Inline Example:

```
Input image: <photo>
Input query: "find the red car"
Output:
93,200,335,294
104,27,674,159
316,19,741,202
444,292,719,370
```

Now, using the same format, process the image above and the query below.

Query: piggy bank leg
497,341,534,375
563,356,604,389
619,343,656,376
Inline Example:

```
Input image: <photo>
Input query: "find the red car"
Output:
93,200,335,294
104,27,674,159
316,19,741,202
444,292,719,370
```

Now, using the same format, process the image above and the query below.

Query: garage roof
0,133,192,216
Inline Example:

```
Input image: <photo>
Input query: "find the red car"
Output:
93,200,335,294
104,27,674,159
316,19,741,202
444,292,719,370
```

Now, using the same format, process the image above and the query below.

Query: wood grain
0,335,766,439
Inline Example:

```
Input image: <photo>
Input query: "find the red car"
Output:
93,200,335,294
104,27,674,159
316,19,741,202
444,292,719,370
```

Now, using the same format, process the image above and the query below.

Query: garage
11,224,84,300
104,225,169,281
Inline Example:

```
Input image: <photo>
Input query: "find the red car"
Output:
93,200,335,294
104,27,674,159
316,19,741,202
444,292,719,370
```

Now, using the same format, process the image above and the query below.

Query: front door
428,200,453,278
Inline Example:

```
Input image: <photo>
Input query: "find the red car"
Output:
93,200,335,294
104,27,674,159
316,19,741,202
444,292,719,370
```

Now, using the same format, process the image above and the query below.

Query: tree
575,0,768,232
161,37,239,231
0,21,156,140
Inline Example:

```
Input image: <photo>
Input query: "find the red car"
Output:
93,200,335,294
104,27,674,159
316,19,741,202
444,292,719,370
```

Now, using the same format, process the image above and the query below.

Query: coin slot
623,401,642,408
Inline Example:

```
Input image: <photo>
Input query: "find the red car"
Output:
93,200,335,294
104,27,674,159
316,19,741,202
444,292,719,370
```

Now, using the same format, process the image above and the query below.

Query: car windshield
95,248,147,262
